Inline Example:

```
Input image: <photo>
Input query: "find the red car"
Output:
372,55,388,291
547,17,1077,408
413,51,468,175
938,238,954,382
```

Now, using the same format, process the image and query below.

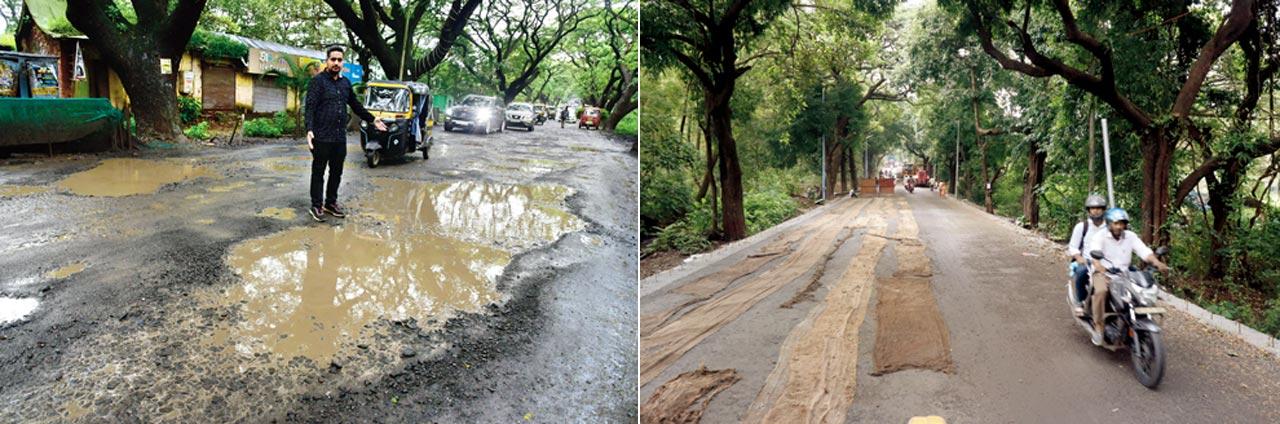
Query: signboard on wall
159,58,172,75
247,48,297,75
182,70,194,94
73,42,86,81
28,60,59,97
0,59,16,97
342,63,363,84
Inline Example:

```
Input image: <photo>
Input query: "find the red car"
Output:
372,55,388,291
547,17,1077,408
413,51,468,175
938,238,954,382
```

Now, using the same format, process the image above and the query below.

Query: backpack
1078,220,1090,251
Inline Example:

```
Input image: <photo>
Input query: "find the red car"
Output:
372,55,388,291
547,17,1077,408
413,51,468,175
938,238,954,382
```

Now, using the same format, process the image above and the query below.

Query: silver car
505,102,537,132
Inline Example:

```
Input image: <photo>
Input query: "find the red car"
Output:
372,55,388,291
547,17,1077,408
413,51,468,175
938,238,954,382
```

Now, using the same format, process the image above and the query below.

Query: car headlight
476,110,491,120
446,107,457,116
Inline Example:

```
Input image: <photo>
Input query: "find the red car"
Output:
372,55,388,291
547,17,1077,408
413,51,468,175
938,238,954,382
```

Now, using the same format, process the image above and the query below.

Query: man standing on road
305,46,385,222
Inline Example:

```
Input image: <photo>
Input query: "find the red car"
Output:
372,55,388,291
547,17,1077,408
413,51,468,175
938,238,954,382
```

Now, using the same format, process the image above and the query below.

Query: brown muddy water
56,158,212,197
208,178,583,363
45,262,87,279
0,184,50,197
255,207,297,221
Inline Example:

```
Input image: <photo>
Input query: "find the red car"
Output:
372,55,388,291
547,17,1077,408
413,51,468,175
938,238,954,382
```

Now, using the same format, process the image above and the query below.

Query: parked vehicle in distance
505,102,537,132
578,107,602,130
444,95,505,134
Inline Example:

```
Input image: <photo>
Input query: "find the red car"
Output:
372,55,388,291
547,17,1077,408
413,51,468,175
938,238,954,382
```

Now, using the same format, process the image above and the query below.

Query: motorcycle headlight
1134,284,1158,306
360,121,367,128
388,123,399,132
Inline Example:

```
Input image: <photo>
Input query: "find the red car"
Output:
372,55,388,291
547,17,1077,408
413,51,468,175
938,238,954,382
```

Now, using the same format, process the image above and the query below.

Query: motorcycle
903,177,915,193
1068,246,1171,388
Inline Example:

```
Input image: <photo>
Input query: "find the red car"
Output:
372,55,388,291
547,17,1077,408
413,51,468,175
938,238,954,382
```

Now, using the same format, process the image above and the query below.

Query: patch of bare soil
640,366,741,424
642,249,690,279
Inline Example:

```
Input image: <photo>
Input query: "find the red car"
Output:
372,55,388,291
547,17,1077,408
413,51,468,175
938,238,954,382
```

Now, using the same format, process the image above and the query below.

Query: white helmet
1084,194,1106,210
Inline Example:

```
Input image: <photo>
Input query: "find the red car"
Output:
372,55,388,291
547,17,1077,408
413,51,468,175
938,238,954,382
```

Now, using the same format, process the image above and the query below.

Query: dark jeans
310,142,346,208
1072,262,1090,303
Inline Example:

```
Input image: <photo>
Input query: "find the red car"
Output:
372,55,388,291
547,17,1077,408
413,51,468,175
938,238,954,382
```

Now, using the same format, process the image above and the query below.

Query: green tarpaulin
0,98,122,147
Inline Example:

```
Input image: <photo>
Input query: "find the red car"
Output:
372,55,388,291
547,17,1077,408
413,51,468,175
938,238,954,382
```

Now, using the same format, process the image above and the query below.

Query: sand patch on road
640,199,871,386
746,199,890,423
871,198,953,375
641,367,741,424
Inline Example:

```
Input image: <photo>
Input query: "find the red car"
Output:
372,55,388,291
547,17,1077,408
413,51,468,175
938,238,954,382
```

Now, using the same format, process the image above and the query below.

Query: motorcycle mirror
1155,246,1170,257
1089,250,1104,260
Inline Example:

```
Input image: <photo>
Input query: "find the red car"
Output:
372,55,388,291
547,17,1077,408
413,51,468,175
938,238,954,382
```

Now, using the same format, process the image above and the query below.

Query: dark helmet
1104,207,1129,224
1084,194,1106,210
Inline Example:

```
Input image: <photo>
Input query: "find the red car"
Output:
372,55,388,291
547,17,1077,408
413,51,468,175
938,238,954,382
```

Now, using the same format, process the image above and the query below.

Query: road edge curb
945,196,1280,359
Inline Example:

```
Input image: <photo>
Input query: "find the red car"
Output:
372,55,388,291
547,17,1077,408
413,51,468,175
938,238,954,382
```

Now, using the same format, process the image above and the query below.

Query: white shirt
1066,219,1107,257
1086,229,1154,270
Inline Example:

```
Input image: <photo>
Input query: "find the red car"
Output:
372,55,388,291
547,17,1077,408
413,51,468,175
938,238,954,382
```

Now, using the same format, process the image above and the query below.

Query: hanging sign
73,42,86,81
159,58,172,75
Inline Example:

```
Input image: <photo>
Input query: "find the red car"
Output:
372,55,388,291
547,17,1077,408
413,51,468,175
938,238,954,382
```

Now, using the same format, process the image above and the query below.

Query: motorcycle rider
1067,194,1108,317
1086,208,1170,345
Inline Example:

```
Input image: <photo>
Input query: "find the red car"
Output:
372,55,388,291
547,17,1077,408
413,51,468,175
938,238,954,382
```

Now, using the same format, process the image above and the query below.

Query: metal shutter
202,65,235,110
252,76,286,113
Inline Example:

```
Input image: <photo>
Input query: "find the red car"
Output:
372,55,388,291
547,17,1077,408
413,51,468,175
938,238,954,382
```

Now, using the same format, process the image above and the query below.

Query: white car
505,103,536,132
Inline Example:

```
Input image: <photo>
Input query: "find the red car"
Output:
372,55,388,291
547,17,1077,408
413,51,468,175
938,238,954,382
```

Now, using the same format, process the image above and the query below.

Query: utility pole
954,123,960,194
821,86,827,202
1087,99,1096,193
1102,119,1116,207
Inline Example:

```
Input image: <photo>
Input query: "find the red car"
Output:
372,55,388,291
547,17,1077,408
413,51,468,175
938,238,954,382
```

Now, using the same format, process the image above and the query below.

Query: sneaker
1091,331,1104,346
323,203,346,218
309,206,326,222
1073,305,1086,317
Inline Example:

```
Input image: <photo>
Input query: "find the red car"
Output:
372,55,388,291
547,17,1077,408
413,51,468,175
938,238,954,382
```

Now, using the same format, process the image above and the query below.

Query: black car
444,95,506,134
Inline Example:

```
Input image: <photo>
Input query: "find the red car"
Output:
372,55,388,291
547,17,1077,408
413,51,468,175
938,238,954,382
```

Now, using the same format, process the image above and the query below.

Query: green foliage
188,29,249,60
744,188,798,235
1207,300,1256,324
178,96,201,124
646,206,714,255
0,34,14,50
615,111,637,136
1261,300,1280,338
183,121,211,140
271,111,297,134
243,117,283,137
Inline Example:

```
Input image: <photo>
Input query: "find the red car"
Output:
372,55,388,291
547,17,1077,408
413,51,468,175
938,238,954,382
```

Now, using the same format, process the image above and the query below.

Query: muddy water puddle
208,178,583,363
0,184,50,197
255,207,296,220
46,262,87,279
56,158,213,197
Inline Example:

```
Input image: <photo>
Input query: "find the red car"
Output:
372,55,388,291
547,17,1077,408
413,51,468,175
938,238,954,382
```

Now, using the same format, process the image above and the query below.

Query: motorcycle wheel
367,151,381,168
1131,330,1165,388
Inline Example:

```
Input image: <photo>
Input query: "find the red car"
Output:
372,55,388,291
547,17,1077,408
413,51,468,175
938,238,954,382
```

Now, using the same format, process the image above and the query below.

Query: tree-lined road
640,190,1280,423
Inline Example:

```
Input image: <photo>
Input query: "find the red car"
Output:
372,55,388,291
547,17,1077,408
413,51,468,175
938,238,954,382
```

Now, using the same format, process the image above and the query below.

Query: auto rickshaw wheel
367,151,381,168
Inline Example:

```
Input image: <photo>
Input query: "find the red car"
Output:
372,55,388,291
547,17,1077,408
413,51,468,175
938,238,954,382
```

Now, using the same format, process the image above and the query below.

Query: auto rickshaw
358,80,433,168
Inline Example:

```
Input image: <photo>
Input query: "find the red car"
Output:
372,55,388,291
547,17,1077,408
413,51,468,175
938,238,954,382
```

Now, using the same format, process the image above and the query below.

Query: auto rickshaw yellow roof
367,80,429,96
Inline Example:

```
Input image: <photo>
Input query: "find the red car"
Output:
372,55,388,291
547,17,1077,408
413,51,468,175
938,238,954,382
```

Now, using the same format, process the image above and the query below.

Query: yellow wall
235,73,253,109
177,53,202,101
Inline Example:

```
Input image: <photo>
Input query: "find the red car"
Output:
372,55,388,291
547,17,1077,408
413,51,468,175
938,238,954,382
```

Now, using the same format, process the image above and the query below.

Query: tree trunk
116,53,182,140
1022,139,1047,227
980,140,994,213
1139,128,1176,245
603,83,637,131
707,86,746,240
838,145,847,193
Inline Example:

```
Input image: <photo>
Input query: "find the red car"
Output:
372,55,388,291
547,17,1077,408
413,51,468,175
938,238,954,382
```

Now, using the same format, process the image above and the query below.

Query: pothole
56,159,213,197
